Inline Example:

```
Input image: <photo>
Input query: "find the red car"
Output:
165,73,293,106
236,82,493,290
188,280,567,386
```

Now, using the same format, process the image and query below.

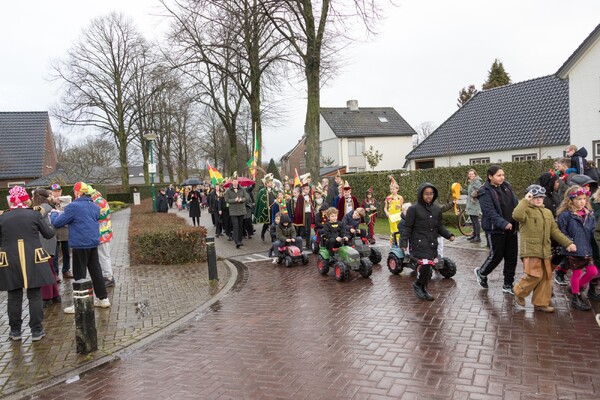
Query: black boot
572,293,591,311
412,282,433,301
261,225,269,241
588,281,600,302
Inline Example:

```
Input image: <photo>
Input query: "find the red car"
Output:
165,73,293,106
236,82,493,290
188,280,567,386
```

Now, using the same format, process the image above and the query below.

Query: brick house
0,112,58,187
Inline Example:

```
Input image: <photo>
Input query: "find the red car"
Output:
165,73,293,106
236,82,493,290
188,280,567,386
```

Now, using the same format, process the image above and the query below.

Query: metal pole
72,279,97,354
150,140,156,211
206,237,218,281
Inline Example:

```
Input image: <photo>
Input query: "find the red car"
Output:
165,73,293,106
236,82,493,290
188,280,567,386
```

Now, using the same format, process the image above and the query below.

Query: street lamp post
144,133,157,211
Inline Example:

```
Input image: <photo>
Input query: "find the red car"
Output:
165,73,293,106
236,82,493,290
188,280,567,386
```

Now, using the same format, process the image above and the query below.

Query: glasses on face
529,187,546,196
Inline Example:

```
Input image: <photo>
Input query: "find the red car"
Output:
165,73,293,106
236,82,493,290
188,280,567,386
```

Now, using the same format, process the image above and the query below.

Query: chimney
346,99,359,111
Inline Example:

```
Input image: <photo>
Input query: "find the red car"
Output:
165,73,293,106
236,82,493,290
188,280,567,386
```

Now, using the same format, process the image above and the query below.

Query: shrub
108,201,126,212
107,192,132,203
129,199,207,264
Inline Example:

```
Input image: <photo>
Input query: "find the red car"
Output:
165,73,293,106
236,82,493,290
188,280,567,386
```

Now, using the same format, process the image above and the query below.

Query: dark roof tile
320,107,416,137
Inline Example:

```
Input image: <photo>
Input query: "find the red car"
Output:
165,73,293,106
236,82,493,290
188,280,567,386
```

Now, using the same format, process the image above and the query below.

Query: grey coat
465,176,482,215
225,186,250,216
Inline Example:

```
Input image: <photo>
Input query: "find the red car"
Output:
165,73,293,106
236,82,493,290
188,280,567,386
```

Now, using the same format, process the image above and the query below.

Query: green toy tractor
316,236,376,281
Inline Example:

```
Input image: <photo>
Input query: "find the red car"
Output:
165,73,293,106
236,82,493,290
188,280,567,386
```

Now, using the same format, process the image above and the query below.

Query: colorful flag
207,163,223,185
294,168,301,187
247,135,259,179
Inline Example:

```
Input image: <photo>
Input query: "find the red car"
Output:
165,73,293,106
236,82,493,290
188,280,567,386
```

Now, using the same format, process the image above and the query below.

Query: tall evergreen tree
266,158,281,181
457,85,477,107
482,59,511,90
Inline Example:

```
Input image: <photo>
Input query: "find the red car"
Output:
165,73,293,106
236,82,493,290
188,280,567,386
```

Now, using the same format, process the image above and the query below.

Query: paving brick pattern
33,241,600,399
0,208,230,398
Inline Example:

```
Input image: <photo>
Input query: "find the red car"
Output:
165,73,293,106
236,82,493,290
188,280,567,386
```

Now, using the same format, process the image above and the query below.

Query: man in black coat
401,183,454,301
156,188,169,213
0,186,55,341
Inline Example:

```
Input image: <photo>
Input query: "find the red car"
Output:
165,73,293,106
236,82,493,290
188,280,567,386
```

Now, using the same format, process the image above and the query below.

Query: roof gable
557,23,600,78
0,112,51,179
406,75,569,160
320,107,416,138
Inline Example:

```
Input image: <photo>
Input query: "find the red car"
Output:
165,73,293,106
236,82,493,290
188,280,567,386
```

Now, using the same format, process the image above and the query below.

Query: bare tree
414,121,436,145
51,12,150,191
60,136,121,183
261,0,383,180
53,132,71,162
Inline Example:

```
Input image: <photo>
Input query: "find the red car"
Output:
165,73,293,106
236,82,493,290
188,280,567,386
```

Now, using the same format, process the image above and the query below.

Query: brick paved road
33,243,600,400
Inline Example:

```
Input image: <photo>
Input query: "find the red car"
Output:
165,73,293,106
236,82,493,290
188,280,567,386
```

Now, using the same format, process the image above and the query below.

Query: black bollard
207,237,218,281
72,279,98,354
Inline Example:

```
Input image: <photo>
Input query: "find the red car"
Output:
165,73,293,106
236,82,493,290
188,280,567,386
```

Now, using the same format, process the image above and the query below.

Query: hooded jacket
570,147,588,175
275,215,297,242
400,183,453,259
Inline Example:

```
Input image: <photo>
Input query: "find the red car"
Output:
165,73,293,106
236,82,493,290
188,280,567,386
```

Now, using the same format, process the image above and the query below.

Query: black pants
8,287,43,333
469,215,481,239
479,232,518,286
243,218,253,237
167,197,174,208
54,240,70,274
210,212,216,226
230,215,244,245
223,210,232,236
216,213,224,236
416,264,433,286
72,247,107,300
302,212,312,247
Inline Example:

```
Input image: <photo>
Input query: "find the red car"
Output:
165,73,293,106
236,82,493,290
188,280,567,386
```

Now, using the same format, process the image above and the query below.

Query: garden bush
129,199,207,264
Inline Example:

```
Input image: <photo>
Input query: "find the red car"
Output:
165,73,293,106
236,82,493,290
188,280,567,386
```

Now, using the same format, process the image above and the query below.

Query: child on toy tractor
321,207,348,252
268,212,281,258
400,183,455,301
311,202,329,254
274,214,308,266
341,207,367,240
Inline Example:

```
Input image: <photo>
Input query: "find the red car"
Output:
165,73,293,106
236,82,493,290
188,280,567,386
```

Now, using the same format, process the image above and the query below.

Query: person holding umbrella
225,173,250,248
187,185,201,226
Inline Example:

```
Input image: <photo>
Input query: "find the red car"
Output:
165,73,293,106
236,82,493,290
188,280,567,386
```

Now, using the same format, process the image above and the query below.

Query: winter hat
73,181,89,194
8,186,30,204
525,184,546,198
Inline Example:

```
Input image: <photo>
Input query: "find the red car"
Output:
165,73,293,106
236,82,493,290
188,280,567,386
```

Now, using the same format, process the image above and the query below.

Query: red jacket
337,195,359,218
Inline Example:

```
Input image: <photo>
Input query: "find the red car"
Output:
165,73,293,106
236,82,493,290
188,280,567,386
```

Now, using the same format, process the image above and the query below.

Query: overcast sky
1,1,599,162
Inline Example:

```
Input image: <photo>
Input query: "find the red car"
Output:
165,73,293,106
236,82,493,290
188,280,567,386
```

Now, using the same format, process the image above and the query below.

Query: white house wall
409,145,566,169
565,36,600,164
365,137,413,171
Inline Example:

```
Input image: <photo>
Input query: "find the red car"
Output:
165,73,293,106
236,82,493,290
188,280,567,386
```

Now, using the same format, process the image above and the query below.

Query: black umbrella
181,178,203,186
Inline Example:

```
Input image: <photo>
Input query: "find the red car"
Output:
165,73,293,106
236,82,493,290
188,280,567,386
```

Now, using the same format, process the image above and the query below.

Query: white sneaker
63,305,75,314
94,298,111,308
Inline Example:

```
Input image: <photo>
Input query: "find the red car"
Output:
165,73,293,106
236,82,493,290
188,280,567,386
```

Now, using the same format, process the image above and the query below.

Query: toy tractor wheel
317,255,329,275
369,247,382,265
276,255,283,265
285,256,293,268
311,240,319,254
387,254,403,275
438,257,457,279
359,258,373,278
334,262,349,282
302,254,309,265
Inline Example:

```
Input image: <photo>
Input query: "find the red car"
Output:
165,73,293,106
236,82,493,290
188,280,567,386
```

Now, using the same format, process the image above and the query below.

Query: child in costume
362,188,378,244
293,182,314,249
384,175,404,242
557,185,598,311
512,185,576,313
336,180,359,218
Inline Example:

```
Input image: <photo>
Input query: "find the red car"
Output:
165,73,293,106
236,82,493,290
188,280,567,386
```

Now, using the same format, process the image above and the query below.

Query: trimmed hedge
129,198,207,264
107,192,132,203
341,159,554,217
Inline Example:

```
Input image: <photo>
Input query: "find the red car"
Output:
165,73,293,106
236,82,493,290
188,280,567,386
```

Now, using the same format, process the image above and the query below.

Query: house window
7,181,26,188
348,140,364,156
594,140,600,166
415,160,434,170
348,167,366,173
512,153,537,162
378,116,388,123
469,157,490,165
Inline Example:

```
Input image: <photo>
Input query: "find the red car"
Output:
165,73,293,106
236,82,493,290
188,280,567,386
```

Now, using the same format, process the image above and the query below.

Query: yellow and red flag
294,168,301,187
247,135,260,179
207,162,224,185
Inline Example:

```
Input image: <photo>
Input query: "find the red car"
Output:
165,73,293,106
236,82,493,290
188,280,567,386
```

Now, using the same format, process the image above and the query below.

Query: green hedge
107,193,132,203
129,198,207,264
342,159,554,216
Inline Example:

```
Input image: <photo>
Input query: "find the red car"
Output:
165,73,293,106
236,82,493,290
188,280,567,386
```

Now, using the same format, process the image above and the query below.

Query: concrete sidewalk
0,207,234,399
